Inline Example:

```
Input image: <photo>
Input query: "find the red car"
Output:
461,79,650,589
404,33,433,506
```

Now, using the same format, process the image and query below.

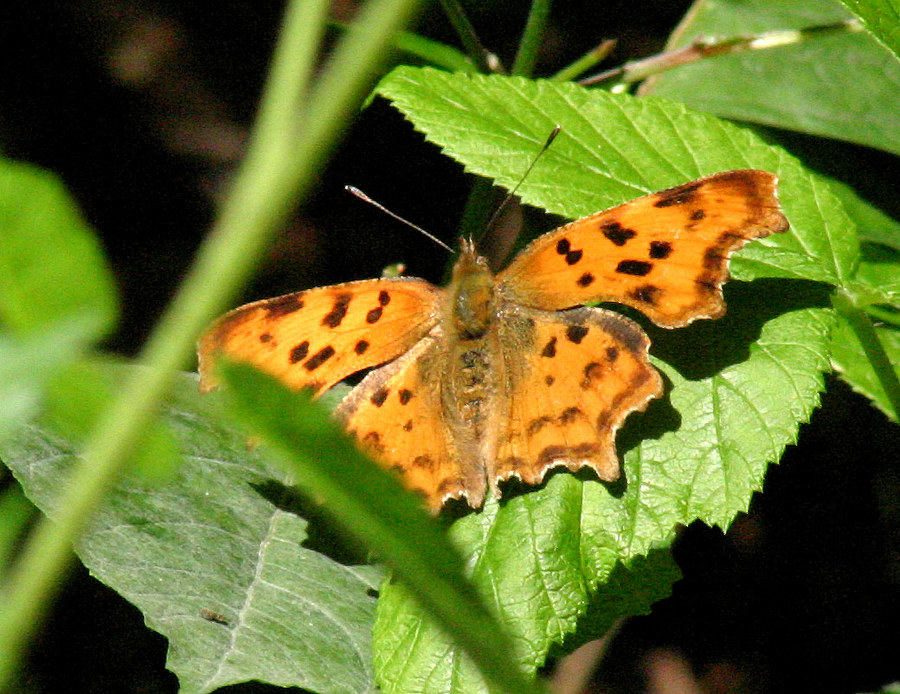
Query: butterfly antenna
345,185,454,254
481,125,562,240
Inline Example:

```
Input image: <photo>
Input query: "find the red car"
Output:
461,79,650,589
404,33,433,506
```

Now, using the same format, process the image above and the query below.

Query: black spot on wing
290,341,310,363
556,238,583,265
322,292,352,328
566,325,589,344
527,416,553,437
541,336,557,358
559,407,583,424
304,345,335,370
581,362,604,389
602,222,637,246
371,388,389,407
649,241,672,259
616,260,653,276
630,284,662,306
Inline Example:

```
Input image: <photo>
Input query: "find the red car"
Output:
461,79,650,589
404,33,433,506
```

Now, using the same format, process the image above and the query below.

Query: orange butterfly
198,170,788,513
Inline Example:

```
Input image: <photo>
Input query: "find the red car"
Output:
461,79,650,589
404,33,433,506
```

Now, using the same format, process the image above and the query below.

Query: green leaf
219,362,545,694
640,0,900,157
1,370,383,694
376,543,679,694
0,160,120,440
0,159,117,338
838,0,900,59
372,66,839,693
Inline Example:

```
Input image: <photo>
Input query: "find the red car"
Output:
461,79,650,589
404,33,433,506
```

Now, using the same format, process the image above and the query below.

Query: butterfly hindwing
488,305,663,493
497,170,789,328
334,329,485,512
198,278,441,395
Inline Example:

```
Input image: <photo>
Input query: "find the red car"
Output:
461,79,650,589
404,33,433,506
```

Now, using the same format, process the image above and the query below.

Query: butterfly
198,170,789,513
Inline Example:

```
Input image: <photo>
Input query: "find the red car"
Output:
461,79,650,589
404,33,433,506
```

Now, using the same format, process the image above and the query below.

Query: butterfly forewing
198,278,442,396
497,170,789,328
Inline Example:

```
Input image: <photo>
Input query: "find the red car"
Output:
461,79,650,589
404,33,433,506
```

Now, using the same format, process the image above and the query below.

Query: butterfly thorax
449,240,495,339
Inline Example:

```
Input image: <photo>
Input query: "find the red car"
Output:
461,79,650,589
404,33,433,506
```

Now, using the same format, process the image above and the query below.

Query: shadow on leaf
642,278,831,381
251,479,370,566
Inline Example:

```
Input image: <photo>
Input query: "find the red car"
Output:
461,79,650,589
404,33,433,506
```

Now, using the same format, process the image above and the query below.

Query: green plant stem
833,290,900,419
511,0,552,77
550,39,616,82
439,0,499,72
0,0,425,688
329,21,477,72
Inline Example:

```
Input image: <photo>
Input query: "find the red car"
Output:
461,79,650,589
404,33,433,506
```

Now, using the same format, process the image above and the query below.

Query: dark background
3,1,899,692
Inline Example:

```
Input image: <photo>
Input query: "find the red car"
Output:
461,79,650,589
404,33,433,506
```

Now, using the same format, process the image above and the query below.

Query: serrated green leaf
838,0,900,59
640,0,900,157
0,159,117,338
372,66,838,694
219,362,544,694
376,66,858,286
1,370,383,694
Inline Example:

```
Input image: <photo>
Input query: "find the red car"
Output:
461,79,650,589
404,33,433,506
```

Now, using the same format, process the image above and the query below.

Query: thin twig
580,19,863,87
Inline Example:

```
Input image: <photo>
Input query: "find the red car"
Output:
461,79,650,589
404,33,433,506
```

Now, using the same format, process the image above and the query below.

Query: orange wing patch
334,330,484,512
498,170,788,328
198,279,441,396
489,306,662,493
